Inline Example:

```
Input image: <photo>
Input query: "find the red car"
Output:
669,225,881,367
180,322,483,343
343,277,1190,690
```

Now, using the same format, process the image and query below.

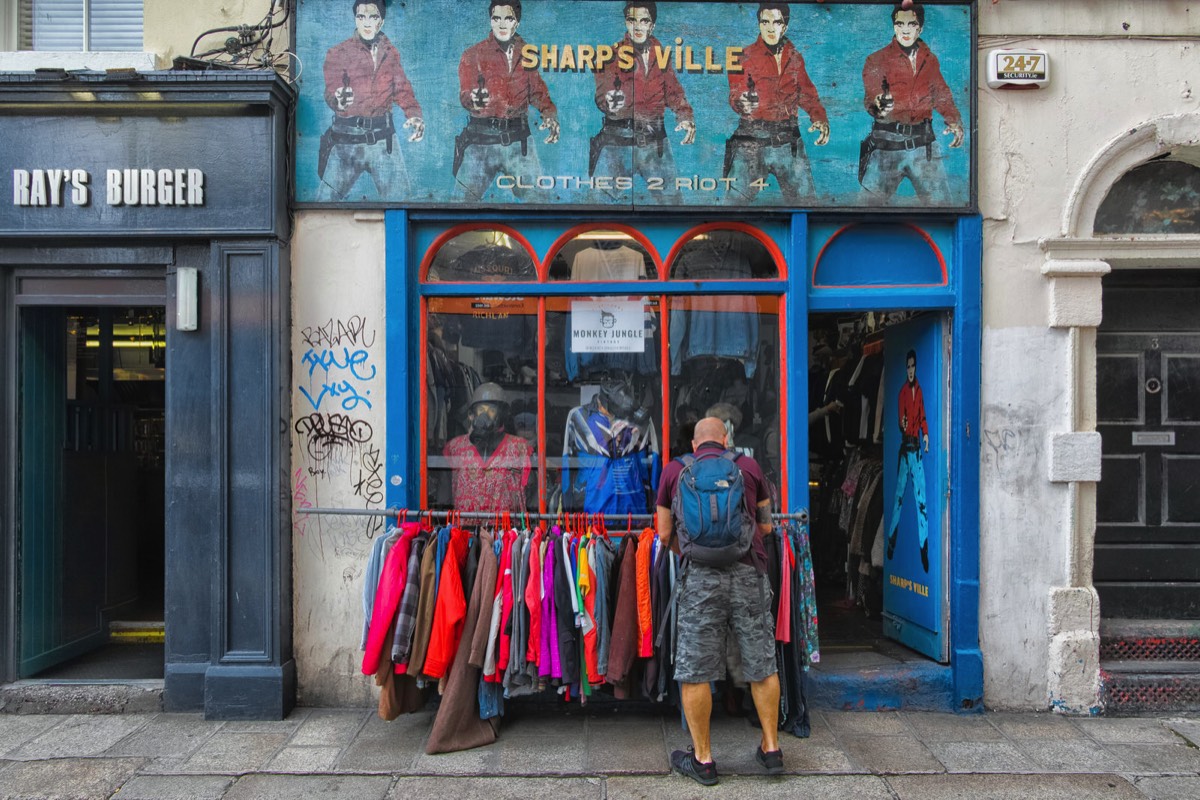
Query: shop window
546,227,659,282
424,227,538,282
420,222,787,514
1094,158,1200,235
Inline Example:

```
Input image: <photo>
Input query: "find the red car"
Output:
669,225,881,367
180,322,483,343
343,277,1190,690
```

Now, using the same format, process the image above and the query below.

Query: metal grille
1100,637,1200,662
1103,672,1200,714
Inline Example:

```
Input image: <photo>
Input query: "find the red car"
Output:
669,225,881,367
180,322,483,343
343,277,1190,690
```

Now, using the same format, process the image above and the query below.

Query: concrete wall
144,0,291,69
976,1,1200,709
290,211,389,706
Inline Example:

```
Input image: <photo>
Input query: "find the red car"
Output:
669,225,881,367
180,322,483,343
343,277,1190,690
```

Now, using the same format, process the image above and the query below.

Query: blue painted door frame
385,211,983,711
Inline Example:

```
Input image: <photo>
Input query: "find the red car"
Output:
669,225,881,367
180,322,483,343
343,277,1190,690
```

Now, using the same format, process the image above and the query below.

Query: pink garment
496,529,518,675
776,532,794,643
525,528,543,666
361,523,420,675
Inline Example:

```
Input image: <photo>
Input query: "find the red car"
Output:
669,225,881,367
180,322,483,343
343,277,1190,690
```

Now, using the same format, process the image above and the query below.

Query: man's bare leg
749,672,781,753
680,681,714,762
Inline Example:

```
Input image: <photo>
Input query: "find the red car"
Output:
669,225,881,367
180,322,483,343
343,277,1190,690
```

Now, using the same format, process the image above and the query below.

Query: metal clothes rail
300,507,809,523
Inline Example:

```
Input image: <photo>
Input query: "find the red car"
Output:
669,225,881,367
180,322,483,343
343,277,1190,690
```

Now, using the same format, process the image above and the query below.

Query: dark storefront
0,71,295,718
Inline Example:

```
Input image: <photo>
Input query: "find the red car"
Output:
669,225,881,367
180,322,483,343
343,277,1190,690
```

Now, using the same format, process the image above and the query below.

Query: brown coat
425,529,500,754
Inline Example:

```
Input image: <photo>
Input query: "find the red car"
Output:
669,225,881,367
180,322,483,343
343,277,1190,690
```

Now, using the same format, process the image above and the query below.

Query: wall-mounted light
177,267,199,331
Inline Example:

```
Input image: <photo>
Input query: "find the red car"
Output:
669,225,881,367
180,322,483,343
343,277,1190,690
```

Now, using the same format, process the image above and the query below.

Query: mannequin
443,383,532,513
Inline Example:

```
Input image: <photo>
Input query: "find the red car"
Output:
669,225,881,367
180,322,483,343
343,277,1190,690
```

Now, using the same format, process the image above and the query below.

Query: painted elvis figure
724,2,830,205
886,349,931,572
859,2,964,204
454,0,559,202
318,0,425,201
591,2,695,202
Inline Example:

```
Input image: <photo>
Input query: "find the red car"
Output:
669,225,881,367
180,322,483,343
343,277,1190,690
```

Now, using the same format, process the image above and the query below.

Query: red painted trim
537,297,547,515
418,222,541,283
777,294,788,512
659,294,671,462
542,223,664,282
664,222,788,280
419,295,429,509
811,222,949,289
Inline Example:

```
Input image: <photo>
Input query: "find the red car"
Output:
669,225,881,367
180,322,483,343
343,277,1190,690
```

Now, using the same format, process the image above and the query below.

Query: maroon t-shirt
657,442,770,569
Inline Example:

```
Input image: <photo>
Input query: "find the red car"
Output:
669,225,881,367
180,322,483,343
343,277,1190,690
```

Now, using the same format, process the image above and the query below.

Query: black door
1096,274,1200,619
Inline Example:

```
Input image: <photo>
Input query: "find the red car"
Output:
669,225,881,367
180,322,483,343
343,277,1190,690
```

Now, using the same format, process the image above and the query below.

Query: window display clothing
443,433,532,513
669,236,760,376
570,244,647,281
429,243,537,282
561,397,661,514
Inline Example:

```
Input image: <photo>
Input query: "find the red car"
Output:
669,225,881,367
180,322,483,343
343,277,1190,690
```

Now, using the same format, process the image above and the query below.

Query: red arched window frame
811,222,948,289
542,223,664,282
418,222,541,283
665,221,788,279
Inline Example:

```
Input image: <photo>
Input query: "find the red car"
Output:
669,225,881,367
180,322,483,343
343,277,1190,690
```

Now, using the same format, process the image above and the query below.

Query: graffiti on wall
293,0,973,209
293,315,387,557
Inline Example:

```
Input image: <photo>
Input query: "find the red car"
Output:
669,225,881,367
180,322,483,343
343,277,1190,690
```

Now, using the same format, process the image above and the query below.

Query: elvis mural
296,0,972,208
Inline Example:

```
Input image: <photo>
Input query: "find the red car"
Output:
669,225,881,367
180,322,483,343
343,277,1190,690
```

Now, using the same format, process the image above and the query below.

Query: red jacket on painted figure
862,39,961,127
728,38,827,125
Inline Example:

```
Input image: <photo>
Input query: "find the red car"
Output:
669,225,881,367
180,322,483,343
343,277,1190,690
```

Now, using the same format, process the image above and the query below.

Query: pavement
1,703,1199,799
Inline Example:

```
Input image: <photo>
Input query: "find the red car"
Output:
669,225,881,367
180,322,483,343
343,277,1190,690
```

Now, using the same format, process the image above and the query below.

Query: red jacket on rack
422,527,471,680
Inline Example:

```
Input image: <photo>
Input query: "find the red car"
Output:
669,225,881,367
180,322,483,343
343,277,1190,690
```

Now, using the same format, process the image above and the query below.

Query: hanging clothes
424,527,471,680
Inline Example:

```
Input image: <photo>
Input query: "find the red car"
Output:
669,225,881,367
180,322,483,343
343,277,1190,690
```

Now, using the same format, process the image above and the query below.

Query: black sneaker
756,745,784,775
670,748,719,786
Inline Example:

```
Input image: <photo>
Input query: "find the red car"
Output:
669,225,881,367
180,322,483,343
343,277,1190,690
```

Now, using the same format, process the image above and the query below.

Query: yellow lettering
541,43,558,71
727,46,744,73
654,45,671,71
577,44,595,72
684,46,703,72
705,46,722,73
521,43,539,69
560,44,576,71
617,44,635,70
595,44,614,71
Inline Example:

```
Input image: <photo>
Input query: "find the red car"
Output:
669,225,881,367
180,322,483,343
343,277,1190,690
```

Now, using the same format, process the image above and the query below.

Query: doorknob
1146,377,1162,395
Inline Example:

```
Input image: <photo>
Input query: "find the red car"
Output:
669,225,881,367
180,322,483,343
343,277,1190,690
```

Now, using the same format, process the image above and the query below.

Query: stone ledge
1048,431,1102,483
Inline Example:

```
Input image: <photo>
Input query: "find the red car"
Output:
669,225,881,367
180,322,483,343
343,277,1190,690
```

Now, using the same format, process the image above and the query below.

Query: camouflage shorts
674,561,777,684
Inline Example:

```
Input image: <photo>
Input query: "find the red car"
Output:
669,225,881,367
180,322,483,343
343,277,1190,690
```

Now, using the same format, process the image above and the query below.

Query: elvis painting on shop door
293,0,973,209
881,314,946,661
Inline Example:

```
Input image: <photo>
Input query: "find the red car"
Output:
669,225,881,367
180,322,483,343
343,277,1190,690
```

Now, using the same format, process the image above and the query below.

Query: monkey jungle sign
293,0,973,209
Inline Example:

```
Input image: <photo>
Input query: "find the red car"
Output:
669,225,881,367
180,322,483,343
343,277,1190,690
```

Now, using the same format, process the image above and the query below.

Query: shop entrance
17,304,166,679
1097,270,1200,620
807,310,950,665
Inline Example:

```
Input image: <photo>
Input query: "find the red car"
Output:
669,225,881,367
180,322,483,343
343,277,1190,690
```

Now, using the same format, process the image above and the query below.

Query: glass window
546,296,662,514
23,0,143,51
425,228,537,282
424,296,539,512
670,228,780,280
547,228,658,281
418,222,787,514
668,295,781,489
1095,159,1200,235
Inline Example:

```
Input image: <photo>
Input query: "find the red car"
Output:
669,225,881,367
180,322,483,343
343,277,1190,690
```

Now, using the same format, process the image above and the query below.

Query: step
1101,659,1200,675
1099,618,1200,662
1101,670,1200,714
108,620,165,645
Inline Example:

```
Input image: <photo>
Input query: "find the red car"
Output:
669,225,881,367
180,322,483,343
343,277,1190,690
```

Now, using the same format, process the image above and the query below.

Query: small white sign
570,299,645,354
987,49,1049,89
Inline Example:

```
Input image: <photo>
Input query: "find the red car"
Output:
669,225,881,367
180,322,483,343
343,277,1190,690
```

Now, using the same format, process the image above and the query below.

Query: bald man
655,416,782,785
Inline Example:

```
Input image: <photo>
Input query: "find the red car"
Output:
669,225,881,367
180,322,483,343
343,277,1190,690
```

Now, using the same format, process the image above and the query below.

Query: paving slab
888,773,1144,799
924,740,1038,773
1073,717,1183,745
335,731,423,773
498,711,588,740
839,733,944,774
266,744,342,772
288,709,370,746
0,757,143,800
1131,775,1200,800
1103,743,1200,773
177,732,289,773
494,734,589,775
586,718,666,773
220,707,311,733
223,774,393,800
109,773,235,800
387,776,604,799
104,712,219,757
1164,717,1200,747
8,714,149,759
606,774,893,799
0,714,67,757
901,712,1005,742
354,710,434,740
823,710,909,736
409,743,499,776
1016,737,1132,772
988,711,1085,739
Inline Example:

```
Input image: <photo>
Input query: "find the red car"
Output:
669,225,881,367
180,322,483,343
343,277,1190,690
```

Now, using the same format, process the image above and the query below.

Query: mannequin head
466,382,508,453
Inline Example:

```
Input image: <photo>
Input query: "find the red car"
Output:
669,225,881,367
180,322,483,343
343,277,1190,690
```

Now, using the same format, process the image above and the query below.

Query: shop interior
20,306,165,680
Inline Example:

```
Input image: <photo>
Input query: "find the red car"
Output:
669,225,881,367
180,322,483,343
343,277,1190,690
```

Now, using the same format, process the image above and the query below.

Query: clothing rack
302,507,810,523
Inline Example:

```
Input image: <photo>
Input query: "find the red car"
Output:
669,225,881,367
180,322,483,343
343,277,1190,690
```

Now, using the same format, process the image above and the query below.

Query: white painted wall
976,2,1200,708
290,211,388,706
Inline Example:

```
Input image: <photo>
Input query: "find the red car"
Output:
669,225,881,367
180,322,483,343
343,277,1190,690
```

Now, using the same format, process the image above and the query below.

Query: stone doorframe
1039,113,1200,713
